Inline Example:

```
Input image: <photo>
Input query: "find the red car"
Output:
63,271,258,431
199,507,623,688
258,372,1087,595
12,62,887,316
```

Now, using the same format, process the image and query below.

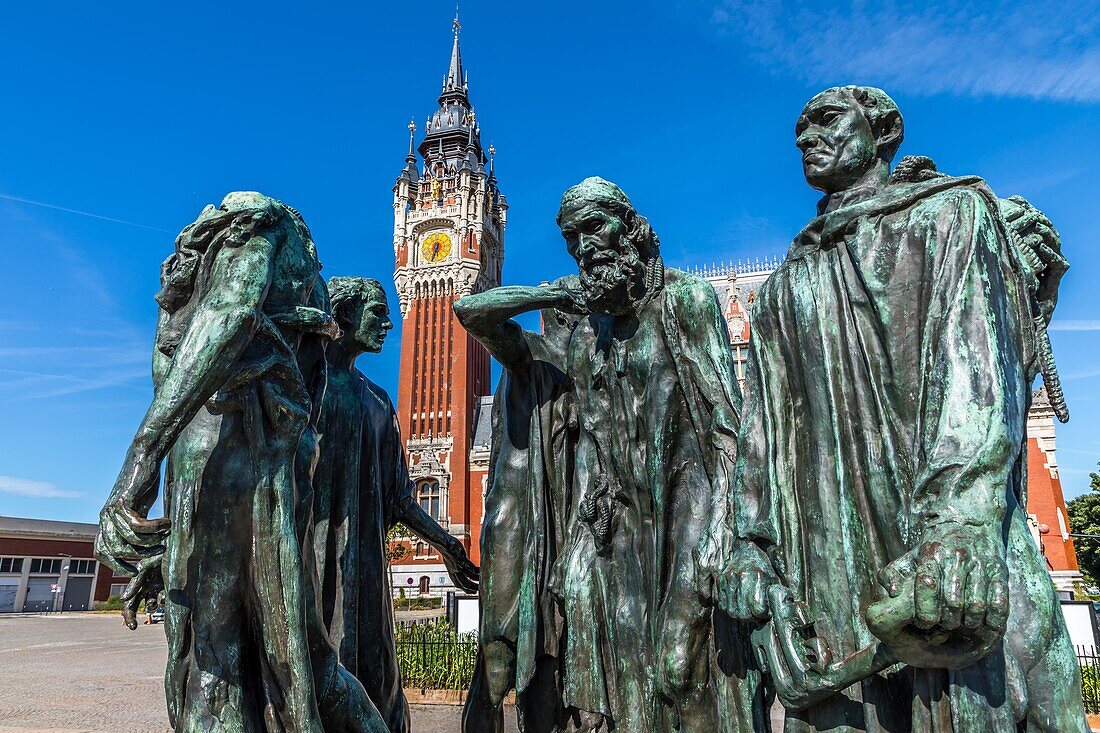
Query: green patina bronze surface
313,276,479,733
95,193,388,732
457,178,769,733
699,86,1087,732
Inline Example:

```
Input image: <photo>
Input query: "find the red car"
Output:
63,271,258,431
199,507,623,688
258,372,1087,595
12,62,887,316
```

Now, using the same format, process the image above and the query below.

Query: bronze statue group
97,87,1088,732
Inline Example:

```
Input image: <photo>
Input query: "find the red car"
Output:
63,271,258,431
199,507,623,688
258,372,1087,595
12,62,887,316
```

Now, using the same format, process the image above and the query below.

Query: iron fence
396,631,1100,702
394,623,477,691
1078,646,1100,713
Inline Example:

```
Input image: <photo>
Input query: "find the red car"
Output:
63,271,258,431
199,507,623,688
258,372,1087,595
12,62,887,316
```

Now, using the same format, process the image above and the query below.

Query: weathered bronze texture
699,86,1088,731
314,276,479,732
95,193,388,732
457,178,768,732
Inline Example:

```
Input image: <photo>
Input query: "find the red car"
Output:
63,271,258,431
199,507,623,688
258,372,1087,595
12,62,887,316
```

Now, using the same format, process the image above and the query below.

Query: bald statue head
795,86,904,194
328,276,392,355
556,176,661,316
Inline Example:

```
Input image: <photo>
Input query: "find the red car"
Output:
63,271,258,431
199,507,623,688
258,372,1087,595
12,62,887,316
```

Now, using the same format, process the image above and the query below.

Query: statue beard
579,244,646,316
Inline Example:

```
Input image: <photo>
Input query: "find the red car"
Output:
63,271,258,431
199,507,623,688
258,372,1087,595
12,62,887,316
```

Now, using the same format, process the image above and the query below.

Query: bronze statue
699,86,1088,731
457,178,768,733
95,193,388,732
314,276,479,732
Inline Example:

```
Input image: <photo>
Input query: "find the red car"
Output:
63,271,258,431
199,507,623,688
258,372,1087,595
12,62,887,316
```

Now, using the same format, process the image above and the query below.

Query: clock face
421,232,452,263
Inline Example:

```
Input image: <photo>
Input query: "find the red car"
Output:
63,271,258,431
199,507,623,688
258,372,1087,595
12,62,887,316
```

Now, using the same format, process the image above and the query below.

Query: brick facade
0,516,129,612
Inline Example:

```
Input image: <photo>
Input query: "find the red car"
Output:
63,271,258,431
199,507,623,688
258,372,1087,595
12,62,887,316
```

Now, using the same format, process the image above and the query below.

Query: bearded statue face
559,200,645,316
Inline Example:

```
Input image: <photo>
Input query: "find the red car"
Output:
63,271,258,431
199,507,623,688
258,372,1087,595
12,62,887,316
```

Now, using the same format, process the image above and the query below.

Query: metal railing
394,625,477,691
1077,646,1100,713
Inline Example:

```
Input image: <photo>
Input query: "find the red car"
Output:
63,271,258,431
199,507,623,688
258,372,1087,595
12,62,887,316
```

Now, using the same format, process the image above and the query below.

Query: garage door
62,576,93,611
23,577,57,612
0,581,17,612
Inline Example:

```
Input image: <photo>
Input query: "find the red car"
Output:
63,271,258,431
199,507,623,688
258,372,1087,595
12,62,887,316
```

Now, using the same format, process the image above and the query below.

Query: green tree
386,523,411,611
1066,462,1100,590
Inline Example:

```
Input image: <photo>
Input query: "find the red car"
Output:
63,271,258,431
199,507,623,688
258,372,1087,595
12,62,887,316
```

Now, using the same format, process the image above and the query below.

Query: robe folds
155,196,387,733
472,272,769,733
313,370,413,733
731,177,1086,732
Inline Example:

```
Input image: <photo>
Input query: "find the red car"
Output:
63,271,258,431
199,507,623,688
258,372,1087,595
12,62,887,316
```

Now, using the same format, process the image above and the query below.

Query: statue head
795,86,904,194
556,177,661,316
328,276,392,355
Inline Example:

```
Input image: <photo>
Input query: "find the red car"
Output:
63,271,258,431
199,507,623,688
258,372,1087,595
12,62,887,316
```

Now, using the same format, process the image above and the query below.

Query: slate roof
471,395,495,449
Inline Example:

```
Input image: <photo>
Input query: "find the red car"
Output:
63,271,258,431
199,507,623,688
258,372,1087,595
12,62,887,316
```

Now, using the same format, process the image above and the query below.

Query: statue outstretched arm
394,496,480,593
454,277,585,370
382,404,480,593
96,232,275,627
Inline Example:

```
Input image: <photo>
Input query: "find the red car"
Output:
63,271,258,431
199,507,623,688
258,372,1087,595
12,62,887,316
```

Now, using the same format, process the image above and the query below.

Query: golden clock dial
421,232,453,263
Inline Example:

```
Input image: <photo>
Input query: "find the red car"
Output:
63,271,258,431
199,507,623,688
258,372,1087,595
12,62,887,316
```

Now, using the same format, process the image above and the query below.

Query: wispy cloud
0,475,83,499
1050,320,1100,332
709,1,1100,102
0,341,150,400
0,193,172,233
1065,366,1100,381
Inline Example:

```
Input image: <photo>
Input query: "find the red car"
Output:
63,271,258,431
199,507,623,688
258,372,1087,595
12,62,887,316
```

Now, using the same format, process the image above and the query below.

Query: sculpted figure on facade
699,86,1087,731
314,275,479,732
457,177,768,733
95,193,388,732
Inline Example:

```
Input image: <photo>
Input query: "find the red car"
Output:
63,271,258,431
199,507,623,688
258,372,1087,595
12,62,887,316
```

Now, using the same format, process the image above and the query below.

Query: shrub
1080,663,1100,714
94,595,123,611
394,620,476,691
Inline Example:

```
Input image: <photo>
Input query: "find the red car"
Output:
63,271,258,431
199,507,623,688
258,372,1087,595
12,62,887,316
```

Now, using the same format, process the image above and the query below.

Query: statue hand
546,275,588,315
96,463,171,630
119,556,165,630
440,539,480,594
705,541,776,621
752,585,847,710
878,523,1009,644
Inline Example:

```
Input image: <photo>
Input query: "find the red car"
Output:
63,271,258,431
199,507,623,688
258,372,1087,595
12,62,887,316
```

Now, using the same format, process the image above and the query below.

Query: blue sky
1,1,1098,522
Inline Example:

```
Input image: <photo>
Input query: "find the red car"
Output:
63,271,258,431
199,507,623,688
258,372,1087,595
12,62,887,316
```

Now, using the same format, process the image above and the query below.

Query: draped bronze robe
732,177,1086,732
314,369,414,733
468,273,768,733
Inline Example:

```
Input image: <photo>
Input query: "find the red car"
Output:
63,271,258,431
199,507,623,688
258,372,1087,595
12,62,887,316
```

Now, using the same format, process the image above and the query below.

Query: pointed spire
442,8,464,97
400,117,419,181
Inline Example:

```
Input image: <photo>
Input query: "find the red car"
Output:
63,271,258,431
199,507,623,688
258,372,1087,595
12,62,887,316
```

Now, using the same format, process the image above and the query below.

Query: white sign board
1059,600,1099,651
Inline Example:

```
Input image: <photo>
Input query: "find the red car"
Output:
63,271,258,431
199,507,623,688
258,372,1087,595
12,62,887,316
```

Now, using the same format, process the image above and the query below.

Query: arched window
417,480,441,520
415,542,426,557
418,576,431,596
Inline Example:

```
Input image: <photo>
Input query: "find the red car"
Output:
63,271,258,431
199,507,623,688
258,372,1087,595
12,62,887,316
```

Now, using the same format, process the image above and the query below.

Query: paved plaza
0,614,516,733
0,613,790,732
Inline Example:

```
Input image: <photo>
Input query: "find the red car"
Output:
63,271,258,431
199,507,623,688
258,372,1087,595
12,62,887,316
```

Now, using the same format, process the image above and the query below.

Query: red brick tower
1026,387,1083,592
390,17,505,592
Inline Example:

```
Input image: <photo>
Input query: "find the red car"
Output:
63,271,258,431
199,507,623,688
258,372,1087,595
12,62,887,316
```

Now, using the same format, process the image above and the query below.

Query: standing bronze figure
95,193,388,732
458,178,768,732
314,276,479,732
700,87,1087,731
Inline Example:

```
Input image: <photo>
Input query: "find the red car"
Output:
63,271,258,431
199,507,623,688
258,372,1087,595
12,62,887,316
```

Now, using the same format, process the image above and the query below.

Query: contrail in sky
0,192,173,233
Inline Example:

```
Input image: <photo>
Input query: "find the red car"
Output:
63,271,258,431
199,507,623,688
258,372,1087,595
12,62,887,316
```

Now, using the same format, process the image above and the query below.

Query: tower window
417,480,442,521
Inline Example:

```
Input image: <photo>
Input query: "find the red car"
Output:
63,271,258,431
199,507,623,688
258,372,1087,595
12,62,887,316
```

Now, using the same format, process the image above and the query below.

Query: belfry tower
392,16,506,565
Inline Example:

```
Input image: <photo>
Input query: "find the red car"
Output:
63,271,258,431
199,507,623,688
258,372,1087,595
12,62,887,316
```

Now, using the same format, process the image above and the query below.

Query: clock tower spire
392,16,506,565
